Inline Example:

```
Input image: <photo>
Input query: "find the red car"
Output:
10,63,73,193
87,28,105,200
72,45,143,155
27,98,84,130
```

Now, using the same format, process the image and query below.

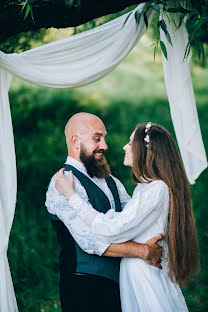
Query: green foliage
7,37,208,311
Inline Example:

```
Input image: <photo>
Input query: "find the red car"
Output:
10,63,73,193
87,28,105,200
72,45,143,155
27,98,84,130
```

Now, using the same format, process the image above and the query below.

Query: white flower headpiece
144,122,152,148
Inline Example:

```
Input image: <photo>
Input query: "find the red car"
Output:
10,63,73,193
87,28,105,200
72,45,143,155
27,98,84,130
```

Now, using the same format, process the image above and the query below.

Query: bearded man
45,112,163,312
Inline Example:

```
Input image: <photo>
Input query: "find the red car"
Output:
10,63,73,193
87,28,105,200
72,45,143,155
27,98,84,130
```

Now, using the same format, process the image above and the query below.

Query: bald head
65,112,104,138
65,113,108,160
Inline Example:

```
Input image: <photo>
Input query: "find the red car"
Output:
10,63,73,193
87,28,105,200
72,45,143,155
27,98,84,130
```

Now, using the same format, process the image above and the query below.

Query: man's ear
71,134,80,149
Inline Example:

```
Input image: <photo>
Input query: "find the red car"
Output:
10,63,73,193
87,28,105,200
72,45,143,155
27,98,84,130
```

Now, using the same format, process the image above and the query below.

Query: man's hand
55,169,76,199
143,234,165,269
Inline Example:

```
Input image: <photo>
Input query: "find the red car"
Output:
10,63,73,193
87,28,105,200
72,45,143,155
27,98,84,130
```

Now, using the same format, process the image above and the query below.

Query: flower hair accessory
144,122,152,148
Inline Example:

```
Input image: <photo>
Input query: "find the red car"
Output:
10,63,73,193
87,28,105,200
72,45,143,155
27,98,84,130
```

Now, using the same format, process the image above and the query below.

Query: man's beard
80,144,111,179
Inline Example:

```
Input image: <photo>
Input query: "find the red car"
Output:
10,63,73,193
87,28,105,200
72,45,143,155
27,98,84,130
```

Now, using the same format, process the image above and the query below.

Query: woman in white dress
55,122,200,312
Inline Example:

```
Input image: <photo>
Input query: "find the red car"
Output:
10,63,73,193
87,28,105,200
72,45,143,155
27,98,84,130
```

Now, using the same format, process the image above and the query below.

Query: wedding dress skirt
120,250,188,312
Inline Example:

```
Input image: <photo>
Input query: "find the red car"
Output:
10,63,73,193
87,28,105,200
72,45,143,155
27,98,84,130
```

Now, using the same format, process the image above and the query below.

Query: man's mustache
93,149,105,154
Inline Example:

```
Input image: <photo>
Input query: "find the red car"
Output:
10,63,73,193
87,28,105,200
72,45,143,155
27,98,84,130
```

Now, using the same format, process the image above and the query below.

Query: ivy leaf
160,40,168,60
24,4,31,20
143,12,148,28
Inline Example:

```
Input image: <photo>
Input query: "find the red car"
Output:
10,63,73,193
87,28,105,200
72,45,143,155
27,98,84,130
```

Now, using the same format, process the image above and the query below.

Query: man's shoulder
109,174,124,187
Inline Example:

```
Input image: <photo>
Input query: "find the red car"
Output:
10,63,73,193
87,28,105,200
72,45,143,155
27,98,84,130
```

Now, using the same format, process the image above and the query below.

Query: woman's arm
55,170,169,244
46,174,162,266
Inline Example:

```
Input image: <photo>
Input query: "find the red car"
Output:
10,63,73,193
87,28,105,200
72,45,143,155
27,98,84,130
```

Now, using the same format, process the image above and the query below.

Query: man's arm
49,173,164,267
103,234,164,269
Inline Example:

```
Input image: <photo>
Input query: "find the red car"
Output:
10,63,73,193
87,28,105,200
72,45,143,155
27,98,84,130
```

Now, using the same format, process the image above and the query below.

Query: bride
55,122,200,312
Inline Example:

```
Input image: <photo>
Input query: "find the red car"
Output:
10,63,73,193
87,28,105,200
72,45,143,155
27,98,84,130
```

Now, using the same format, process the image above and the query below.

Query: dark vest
50,164,122,283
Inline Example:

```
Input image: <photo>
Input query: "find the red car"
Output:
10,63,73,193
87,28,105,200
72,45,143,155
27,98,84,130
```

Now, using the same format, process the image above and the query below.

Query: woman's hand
55,168,76,199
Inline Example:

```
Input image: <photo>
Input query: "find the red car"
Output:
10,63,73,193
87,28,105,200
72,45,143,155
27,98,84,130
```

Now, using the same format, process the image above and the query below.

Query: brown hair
132,123,200,287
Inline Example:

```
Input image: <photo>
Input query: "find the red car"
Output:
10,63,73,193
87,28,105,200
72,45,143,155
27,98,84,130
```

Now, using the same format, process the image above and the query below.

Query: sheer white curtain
0,2,207,311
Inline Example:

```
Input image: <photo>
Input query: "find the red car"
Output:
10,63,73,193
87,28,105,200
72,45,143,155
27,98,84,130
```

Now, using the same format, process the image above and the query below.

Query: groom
45,112,163,312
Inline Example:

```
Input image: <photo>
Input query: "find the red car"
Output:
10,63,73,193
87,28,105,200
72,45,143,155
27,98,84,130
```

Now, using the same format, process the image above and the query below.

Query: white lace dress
66,179,189,312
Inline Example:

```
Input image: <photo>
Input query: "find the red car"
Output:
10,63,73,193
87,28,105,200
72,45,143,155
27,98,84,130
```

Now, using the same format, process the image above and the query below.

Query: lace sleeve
45,176,109,256
69,180,169,244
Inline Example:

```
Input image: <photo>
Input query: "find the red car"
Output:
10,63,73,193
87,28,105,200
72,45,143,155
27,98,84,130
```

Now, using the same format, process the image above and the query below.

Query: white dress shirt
45,156,131,256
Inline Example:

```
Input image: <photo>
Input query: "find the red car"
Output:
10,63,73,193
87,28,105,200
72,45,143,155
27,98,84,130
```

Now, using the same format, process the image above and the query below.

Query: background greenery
6,26,208,312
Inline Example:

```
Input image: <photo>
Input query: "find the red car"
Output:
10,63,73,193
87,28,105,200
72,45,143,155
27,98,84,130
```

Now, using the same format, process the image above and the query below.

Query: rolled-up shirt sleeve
45,176,110,256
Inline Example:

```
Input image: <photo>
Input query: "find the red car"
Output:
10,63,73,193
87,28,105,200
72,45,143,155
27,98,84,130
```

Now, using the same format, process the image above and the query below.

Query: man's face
79,120,110,178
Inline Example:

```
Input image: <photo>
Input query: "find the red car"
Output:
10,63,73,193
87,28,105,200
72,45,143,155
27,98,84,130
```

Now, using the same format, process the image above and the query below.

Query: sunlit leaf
166,14,171,24
24,4,31,20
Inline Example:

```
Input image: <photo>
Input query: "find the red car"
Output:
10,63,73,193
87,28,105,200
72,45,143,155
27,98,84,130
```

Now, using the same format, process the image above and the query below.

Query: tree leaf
154,45,157,61
160,40,168,60
143,12,148,28
177,14,184,29
170,17,177,28
150,4,160,12
198,41,205,60
167,7,191,14
20,0,30,14
166,14,171,24
123,11,132,28
182,42,190,62
160,19,167,34
165,30,172,46
167,8,181,13
135,11,141,29
185,13,198,29
30,6,35,24
160,20,172,46
24,4,31,20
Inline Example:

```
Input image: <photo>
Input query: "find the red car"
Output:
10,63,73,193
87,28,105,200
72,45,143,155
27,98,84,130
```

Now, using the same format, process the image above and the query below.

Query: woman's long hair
132,123,200,287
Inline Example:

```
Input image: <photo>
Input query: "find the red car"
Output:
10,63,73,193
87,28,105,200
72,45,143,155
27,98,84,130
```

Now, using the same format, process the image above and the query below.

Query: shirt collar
65,156,87,175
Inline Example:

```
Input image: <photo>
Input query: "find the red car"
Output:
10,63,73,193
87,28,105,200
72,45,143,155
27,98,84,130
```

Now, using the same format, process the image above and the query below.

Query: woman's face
123,130,135,167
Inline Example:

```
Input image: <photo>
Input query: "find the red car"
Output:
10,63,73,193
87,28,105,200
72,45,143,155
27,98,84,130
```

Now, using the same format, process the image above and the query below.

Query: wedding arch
0,2,207,311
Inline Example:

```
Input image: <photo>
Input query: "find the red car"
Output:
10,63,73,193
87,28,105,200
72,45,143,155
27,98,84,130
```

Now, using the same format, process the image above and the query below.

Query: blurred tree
0,0,207,61
0,0,146,43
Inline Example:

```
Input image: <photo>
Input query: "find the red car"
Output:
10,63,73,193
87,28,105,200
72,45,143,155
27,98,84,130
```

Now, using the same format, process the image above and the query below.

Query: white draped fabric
0,2,207,311
161,13,207,184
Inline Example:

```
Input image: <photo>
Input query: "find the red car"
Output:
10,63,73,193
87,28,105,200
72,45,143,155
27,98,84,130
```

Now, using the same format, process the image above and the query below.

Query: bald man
45,113,163,312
